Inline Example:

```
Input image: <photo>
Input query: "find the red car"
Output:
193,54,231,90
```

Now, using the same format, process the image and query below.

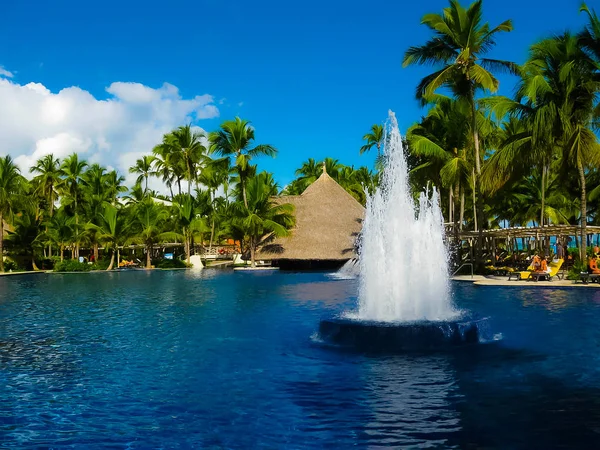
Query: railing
452,263,473,278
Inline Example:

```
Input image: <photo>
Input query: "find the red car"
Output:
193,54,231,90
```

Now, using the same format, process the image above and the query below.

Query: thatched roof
258,168,365,261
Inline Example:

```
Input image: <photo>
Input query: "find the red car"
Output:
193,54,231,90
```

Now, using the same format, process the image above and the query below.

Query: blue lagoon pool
1,270,600,448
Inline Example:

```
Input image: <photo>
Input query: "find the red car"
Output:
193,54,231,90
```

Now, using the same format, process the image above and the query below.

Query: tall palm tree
30,154,61,219
524,34,598,260
47,209,74,261
30,154,61,256
209,117,277,208
129,200,180,269
0,156,25,272
232,172,295,267
88,204,129,270
168,125,207,195
360,124,384,157
403,0,516,266
59,153,87,259
129,155,156,194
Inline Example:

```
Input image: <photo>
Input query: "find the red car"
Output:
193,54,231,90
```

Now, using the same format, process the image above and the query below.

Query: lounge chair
508,263,535,281
508,259,564,281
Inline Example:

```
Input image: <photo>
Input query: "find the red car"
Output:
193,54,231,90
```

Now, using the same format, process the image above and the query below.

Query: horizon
0,0,590,191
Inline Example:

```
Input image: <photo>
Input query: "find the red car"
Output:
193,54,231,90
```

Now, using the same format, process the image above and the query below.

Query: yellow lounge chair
508,259,564,281
508,263,535,280
528,259,565,282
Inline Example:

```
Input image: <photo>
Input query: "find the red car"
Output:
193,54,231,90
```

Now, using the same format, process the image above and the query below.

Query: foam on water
354,110,459,322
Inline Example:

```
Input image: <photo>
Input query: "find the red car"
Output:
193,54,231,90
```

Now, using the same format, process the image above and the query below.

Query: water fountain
319,110,488,351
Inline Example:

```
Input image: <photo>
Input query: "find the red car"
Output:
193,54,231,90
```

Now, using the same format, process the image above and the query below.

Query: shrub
156,258,189,269
3,260,20,271
53,260,92,272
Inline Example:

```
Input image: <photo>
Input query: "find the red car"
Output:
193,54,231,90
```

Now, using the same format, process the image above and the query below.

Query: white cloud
0,71,219,193
0,67,13,78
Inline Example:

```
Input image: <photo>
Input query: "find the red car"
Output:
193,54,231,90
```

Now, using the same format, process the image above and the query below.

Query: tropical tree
129,155,156,194
360,124,385,158
129,200,180,268
0,156,25,272
209,117,277,208
232,172,295,267
5,209,44,271
403,0,516,265
30,154,61,219
47,209,74,261
59,153,88,259
88,204,129,270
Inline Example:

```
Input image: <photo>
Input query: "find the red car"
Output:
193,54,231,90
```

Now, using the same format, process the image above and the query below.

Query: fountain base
318,317,489,352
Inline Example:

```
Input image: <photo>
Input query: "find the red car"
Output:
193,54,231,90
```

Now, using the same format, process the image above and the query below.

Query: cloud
0,66,14,78
0,70,219,192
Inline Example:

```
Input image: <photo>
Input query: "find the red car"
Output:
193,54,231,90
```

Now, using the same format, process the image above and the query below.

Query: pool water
1,270,600,448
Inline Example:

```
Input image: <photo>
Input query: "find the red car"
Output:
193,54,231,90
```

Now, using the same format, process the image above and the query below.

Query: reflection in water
362,356,459,447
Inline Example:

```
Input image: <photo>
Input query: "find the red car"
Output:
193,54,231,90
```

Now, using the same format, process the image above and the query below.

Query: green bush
567,259,587,280
156,258,189,269
53,260,92,272
3,260,20,271
92,257,112,270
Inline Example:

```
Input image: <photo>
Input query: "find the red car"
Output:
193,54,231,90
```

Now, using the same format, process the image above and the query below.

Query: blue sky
0,0,591,187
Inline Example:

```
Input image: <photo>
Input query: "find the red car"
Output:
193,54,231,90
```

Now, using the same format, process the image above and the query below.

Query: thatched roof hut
258,166,365,269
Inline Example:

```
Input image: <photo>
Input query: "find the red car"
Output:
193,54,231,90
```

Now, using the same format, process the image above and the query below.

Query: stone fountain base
318,317,490,352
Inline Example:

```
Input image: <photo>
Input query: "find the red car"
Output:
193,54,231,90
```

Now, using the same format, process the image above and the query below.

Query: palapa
258,168,365,262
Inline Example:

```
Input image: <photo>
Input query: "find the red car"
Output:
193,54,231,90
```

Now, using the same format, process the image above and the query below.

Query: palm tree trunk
107,250,115,271
94,243,99,263
540,163,546,227
60,245,64,261
186,158,192,196
448,188,453,224
471,100,484,270
32,256,39,271
209,217,215,253
578,159,587,262
0,212,4,272
241,175,248,209
471,168,478,232
177,179,182,198
117,247,120,268
146,245,152,269
250,236,256,268
185,231,191,265
459,187,465,232
145,176,148,194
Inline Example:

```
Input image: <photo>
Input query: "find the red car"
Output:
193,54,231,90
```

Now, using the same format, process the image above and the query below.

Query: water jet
320,111,485,351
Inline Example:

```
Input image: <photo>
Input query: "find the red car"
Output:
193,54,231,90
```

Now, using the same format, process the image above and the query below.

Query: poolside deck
452,274,600,288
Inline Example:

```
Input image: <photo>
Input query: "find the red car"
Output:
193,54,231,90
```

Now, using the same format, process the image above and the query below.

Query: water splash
328,259,359,280
354,110,459,322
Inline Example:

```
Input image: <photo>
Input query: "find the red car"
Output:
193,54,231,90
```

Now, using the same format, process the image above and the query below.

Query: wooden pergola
445,224,600,267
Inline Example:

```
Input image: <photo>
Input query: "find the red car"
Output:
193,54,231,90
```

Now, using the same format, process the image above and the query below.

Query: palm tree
232,172,295,267
129,155,156,194
209,117,277,208
360,124,385,158
524,34,598,260
403,0,516,266
30,154,61,218
88,204,129,270
59,153,87,259
47,209,74,261
169,125,207,196
30,154,61,256
130,200,180,268
0,156,25,272
5,209,44,271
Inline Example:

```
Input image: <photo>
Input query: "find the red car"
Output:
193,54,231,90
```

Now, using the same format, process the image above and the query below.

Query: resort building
258,166,365,269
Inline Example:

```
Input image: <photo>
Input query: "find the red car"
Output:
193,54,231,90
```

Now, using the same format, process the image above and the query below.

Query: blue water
2,270,600,449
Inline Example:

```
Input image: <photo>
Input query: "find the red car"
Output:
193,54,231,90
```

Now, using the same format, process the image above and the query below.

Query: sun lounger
508,259,564,281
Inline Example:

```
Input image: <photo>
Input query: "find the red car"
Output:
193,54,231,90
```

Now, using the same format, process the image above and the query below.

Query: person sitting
539,257,548,273
589,257,600,274
532,254,541,271
594,245,600,258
